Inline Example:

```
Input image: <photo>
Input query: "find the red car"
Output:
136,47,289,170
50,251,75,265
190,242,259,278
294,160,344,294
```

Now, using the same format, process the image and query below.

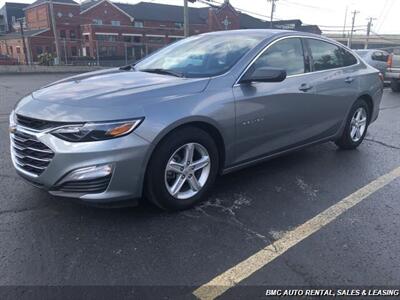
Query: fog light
60,164,113,184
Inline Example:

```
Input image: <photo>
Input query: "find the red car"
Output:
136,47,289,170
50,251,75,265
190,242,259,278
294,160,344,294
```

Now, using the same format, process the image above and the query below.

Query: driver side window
254,38,305,76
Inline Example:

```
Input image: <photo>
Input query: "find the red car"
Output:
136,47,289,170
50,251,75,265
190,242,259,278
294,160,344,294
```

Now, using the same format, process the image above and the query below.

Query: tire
335,98,370,150
391,79,400,93
145,126,219,211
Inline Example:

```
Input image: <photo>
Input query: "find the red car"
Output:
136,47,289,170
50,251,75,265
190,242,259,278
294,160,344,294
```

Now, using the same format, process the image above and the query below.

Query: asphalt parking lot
1,74,400,299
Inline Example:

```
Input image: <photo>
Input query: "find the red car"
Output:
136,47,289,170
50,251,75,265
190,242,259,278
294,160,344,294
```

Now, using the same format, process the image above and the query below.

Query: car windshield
135,34,264,78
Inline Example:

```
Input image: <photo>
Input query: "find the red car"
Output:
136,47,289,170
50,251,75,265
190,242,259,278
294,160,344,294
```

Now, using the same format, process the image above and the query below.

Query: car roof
199,29,321,39
197,29,338,49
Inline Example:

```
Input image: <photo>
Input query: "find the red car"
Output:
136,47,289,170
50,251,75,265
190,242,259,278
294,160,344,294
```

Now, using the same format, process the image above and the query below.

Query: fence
2,36,175,67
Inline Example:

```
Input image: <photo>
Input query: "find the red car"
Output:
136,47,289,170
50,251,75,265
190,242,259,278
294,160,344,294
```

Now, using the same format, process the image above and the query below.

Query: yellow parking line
193,166,400,300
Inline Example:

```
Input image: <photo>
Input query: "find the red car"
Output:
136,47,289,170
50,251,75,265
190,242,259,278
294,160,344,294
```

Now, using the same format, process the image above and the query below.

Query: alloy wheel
350,107,367,142
164,143,211,200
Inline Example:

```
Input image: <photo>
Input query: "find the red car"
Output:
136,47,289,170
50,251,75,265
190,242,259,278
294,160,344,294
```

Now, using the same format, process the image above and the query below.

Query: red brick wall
1,1,250,63
80,1,132,26
208,3,240,31
25,4,50,30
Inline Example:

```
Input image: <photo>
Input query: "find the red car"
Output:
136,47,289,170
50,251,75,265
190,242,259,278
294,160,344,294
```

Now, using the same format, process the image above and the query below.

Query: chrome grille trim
10,130,54,177
12,141,53,154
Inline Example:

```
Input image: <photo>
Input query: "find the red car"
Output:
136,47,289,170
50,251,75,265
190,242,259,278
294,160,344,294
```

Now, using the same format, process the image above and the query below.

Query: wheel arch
358,94,374,120
144,117,227,176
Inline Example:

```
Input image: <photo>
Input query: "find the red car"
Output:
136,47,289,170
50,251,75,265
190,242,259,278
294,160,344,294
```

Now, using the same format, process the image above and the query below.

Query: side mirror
240,67,287,84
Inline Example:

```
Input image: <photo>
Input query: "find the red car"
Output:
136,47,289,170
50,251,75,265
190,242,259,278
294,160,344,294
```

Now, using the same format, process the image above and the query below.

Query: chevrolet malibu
10,30,383,210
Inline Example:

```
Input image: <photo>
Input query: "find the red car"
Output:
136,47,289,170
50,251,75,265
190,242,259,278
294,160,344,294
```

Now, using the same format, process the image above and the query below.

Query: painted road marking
193,166,400,300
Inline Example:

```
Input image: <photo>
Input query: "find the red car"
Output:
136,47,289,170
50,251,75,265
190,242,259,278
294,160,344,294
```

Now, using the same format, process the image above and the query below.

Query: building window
123,36,132,43
123,36,142,43
93,19,103,25
99,46,116,57
96,34,117,42
134,21,144,28
70,30,76,39
146,35,165,44
111,20,120,26
57,12,62,17
9,46,13,54
16,47,21,54
71,46,78,56
36,47,43,55
84,35,89,42
68,13,73,18
60,29,66,38
174,22,183,29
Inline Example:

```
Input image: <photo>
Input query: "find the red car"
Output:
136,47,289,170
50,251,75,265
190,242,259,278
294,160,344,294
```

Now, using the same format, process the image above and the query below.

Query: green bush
37,52,54,66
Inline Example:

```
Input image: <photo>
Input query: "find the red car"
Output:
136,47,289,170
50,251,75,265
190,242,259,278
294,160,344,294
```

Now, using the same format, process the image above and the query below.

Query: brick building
0,2,29,34
0,0,321,64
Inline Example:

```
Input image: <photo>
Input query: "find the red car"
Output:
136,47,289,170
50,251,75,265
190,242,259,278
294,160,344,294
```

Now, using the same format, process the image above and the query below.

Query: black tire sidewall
145,127,219,211
391,80,400,93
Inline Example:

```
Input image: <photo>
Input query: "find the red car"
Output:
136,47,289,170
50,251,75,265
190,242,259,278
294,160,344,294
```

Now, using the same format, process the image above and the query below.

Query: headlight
51,119,143,142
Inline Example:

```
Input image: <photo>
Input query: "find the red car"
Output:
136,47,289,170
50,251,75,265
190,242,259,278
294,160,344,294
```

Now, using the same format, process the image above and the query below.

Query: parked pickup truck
387,50,400,92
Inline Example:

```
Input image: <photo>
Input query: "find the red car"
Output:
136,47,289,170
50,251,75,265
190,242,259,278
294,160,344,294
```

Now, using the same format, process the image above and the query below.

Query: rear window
307,39,357,71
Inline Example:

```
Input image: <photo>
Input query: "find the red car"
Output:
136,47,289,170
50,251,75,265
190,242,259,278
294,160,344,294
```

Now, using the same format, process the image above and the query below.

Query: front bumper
10,125,151,203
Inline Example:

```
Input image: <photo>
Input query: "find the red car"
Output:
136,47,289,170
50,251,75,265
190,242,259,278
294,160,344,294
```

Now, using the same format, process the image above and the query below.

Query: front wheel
335,98,370,150
145,127,219,211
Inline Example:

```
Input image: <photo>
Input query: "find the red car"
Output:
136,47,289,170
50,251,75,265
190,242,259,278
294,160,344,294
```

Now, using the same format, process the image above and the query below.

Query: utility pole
184,0,189,37
18,18,28,65
49,0,61,65
268,0,278,28
63,39,67,64
348,10,359,49
365,17,376,49
96,40,99,66
342,6,348,38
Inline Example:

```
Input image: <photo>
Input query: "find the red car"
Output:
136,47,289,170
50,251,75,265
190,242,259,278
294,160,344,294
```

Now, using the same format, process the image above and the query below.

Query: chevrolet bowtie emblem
9,125,17,134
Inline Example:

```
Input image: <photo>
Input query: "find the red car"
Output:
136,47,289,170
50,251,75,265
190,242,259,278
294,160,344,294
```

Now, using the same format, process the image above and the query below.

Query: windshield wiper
140,68,184,78
119,63,136,71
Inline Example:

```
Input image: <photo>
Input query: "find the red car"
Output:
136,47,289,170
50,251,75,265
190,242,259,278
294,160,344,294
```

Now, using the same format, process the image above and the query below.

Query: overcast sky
1,0,399,34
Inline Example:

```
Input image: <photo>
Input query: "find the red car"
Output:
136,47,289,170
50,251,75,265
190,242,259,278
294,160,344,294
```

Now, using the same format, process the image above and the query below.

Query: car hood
15,68,210,122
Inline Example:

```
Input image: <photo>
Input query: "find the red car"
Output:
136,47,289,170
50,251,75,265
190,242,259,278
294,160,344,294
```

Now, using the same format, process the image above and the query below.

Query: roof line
24,1,79,10
31,28,50,36
80,0,134,22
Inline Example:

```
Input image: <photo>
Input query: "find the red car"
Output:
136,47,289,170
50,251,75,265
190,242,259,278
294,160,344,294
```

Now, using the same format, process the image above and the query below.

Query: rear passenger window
341,48,358,66
254,38,305,76
308,39,342,71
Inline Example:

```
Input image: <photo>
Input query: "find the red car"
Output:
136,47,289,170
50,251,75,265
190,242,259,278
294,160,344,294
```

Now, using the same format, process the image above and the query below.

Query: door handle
345,77,355,84
299,83,313,92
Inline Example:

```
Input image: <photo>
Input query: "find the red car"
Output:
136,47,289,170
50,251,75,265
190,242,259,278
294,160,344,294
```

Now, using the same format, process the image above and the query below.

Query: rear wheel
145,127,219,211
391,79,400,93
335,99,370,150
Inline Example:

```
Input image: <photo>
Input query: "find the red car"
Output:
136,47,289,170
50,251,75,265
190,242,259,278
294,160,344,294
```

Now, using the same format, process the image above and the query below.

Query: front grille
11,131,54,176
16,114,69,131
55,176,111,194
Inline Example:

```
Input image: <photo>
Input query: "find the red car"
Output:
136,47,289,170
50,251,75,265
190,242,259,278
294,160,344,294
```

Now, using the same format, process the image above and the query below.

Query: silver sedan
10,30,383,210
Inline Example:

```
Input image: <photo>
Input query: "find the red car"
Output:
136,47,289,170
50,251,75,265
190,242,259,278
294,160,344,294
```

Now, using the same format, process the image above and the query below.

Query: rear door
304,38,360,136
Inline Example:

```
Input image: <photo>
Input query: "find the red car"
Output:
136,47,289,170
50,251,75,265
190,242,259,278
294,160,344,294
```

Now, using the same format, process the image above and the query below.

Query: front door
233,37,333,165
